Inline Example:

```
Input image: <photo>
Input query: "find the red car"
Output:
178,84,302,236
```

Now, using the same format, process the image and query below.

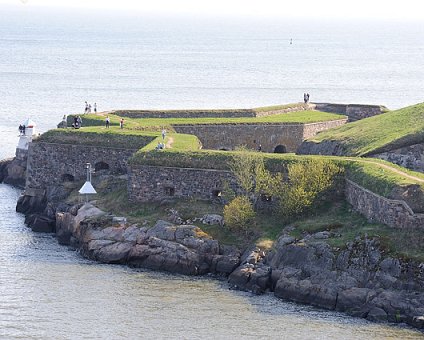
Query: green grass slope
308,103,424,156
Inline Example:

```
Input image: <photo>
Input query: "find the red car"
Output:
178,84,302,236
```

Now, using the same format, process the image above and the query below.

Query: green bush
223,196,256,233
276,159,343,218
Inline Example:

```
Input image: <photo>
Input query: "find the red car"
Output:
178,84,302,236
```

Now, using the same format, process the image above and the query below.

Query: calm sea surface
0,5,424,339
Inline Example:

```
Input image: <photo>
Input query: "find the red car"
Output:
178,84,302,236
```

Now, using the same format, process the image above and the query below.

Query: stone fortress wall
345,179,424,229
23,140,424,230
127,164,424,230
26,142,137,190
313,103,387,121
128,165,239,203
174,119,347,153
111,102,385,121
110,104,311,119
23,101,415,230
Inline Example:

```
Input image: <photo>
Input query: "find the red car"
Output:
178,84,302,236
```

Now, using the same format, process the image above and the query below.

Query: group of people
72,116,82,129
303,93,310,104
84,101,97,114
105,116,124,129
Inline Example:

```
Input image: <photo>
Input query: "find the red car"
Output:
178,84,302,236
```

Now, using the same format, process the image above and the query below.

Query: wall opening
61,174,75,182
95,161,110,172
164,187,175,196
260,194,272,202
212,190,222,197
274,145,287,153
219,148,229,151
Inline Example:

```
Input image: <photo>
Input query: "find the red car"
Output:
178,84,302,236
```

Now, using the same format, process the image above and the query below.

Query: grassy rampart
307,102,424,156
69,110,346,132
109,103,308,118
36,129,157,150
130,149,424,198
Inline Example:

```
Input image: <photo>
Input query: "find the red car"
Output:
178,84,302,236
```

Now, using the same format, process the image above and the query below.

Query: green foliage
229,147,259,194
275,159,343,218
221,180,236,202
223,196,256,233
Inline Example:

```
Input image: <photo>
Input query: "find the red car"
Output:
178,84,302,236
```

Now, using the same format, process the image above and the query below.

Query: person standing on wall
94,103,97,113
162,128,166,140
105,116,110,129
120,118,124,129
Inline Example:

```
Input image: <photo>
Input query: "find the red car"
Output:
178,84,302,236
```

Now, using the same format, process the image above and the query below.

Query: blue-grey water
1,4,424,339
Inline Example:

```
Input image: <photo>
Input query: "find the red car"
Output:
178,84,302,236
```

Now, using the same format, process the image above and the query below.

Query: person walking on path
120,118,124,129
94,103,97,113
84,101,88,114
162,128,166,140
105,116,110,129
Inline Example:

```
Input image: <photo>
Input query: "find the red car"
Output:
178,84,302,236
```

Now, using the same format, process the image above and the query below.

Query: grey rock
336,287,374,312
379,258,401,278
202,214,223,226
94,241,133,264
313,231,333,239
367,307,388,322
122,225,142,243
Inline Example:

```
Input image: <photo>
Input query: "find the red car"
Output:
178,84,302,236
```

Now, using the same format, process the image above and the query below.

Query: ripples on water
1,5,424,339
0,184,423,339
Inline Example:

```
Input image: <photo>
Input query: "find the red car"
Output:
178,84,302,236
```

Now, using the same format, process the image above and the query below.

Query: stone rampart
302,119,348,140
371,143,424,173
314,103,386,121
26,142,137,190
173,119,347,153
128,164,424,230
110,104,309,119
345,179,424,229
128,165,239,203
174,124,304,152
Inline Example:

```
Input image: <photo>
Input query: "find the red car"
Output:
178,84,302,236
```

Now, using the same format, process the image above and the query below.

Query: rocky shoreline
2,157,423,331
26,196,424,330
230,234,424,329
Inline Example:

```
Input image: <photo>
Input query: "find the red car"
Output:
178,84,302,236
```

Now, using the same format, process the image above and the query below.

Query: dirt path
166,136,174,149
357,159,424,183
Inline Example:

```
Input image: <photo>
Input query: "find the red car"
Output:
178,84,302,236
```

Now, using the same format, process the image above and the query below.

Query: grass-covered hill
302,103,424,156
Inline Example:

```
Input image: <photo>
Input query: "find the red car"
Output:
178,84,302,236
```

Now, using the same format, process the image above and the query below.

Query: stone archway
95,161,110,172
274,145,287,153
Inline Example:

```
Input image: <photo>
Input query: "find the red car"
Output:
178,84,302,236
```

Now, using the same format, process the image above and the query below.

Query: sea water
0,5,423,339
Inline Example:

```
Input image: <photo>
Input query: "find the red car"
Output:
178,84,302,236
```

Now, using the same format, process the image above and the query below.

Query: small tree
228,146,259,195
275,159,343,218
223,196,256,233
228,146,280,205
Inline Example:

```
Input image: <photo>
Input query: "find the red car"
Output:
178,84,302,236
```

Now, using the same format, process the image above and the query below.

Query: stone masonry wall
174,120,347,153
174,124,304,152
345,179,424,229
314,103,386,121
371,143,424,173
26,142,137,190
111,104,308,119
128,165,239,202
129,166,424,230
302,119,348,140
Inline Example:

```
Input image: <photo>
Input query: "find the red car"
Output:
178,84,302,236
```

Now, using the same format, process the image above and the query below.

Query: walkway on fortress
356,159,424,183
